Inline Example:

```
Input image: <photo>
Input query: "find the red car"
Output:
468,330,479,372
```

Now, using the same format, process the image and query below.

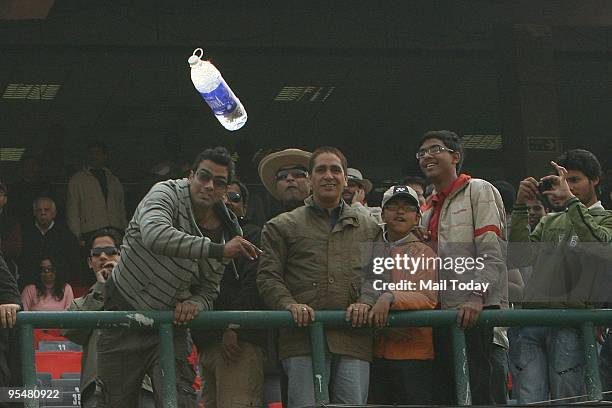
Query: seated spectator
20,197,79,287
0,181,22,278
344,168,382,224
369,185,437,405
21,256,74,311
7,154,54,228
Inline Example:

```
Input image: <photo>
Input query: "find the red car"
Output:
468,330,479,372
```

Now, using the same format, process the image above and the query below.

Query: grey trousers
281,354,369,408
95,327,197,408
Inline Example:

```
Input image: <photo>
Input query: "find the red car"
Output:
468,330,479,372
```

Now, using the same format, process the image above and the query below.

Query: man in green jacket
257,147,381,408
509,149,612,404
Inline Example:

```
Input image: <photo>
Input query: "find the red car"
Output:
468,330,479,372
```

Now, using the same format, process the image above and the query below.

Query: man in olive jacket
257,147,381,408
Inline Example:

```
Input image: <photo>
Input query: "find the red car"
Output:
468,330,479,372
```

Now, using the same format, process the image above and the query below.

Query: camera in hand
538,179,554,193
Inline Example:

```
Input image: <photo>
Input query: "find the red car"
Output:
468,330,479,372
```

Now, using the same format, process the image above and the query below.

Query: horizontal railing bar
15,309,612,329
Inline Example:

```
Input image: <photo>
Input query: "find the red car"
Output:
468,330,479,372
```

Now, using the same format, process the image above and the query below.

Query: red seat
72,286,90,298
35,351,82,379
33,329,69,349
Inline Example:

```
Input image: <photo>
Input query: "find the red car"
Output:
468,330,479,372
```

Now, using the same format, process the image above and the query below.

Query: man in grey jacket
95,147,261,407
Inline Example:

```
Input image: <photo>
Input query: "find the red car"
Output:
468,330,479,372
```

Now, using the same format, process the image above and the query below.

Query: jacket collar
383,229,420,246
304,196,359,228
426,174,471,208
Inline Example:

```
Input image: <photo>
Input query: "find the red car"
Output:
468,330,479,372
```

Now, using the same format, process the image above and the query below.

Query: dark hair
36,255,68,301
418,130,465,172
191,146,235,182
402,176,427,191
87,141,108,153
556,149,602,181
492,180,516,214
309,147,348,175
87,228,121,252
229,180,249,205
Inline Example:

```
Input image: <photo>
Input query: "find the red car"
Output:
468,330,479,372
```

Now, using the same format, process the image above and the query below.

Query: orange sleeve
390,244,438,311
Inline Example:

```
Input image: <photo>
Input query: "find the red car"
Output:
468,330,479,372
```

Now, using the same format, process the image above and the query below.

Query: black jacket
193,218,266,349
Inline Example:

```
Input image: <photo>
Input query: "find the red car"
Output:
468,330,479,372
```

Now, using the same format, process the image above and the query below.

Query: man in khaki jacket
257,147,381,408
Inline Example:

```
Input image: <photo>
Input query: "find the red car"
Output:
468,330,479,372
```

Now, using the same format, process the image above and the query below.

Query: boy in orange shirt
368,185,438,405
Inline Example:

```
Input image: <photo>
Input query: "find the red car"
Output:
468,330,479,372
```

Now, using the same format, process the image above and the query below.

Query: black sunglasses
276,168,308,181
227,191,242,203
90,246,120,257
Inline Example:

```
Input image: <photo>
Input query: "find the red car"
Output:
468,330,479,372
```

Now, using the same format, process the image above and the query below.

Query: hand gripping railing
16,308,612,407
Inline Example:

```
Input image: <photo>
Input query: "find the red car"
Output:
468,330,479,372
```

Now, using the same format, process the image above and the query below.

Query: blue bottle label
200,82,237,115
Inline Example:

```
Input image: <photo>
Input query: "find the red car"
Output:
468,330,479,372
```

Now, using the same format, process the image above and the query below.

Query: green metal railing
16,309,612,407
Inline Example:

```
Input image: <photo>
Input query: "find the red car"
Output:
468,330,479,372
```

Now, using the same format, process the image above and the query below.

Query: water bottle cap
188,55,201,66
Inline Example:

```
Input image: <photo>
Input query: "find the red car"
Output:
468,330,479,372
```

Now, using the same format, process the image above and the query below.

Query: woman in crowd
21,256,74,311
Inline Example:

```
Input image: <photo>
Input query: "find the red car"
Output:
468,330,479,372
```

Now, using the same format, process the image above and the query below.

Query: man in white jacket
66,142,127,246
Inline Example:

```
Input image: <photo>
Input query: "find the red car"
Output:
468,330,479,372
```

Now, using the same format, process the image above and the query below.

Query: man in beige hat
343,168,382,224
258,149,312,212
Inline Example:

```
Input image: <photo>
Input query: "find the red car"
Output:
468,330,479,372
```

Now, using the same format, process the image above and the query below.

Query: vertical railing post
309,321,329,405
450,326,472,406
159,323,178,408
19,324,38,408
582,322,603,402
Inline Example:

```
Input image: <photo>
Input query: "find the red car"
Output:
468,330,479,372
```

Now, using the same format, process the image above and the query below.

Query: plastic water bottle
188,48,247,131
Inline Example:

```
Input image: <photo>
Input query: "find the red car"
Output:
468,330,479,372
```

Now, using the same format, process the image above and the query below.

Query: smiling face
310,152,347,208
188,159,229,210
418,138,460,183
382,197,420,240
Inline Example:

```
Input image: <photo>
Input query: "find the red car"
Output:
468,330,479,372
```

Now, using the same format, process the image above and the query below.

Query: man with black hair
95,147,261,407
195,180,266,408
258,146,381,408
510,149,612,404
66,142,127,246
416,130,508,404
63,230,154,408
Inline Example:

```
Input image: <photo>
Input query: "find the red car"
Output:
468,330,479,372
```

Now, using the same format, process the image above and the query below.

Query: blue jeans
599,332,612,401
512,327,585,404
281,354,369,408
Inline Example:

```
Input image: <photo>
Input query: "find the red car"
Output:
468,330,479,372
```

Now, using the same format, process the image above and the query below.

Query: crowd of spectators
0,131,611,407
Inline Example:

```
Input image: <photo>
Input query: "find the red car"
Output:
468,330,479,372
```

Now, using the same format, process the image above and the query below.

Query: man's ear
87,256,93,270
591,176,600,189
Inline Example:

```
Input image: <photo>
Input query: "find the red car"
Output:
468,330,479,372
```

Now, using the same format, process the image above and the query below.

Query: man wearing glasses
416,130,507,405
258,149,312,214
64,229,155,408
194,180,266,408
95,147,261,407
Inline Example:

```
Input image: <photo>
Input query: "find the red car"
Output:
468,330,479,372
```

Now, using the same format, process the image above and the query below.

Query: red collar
429,174,471,206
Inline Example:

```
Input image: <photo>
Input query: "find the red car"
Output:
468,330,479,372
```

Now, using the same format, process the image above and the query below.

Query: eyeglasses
227,191,242,203
40,266,55,273
384,203,418,212
90,246,120,257
276,168,308,181
194,169,228,190
415,145,455,159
